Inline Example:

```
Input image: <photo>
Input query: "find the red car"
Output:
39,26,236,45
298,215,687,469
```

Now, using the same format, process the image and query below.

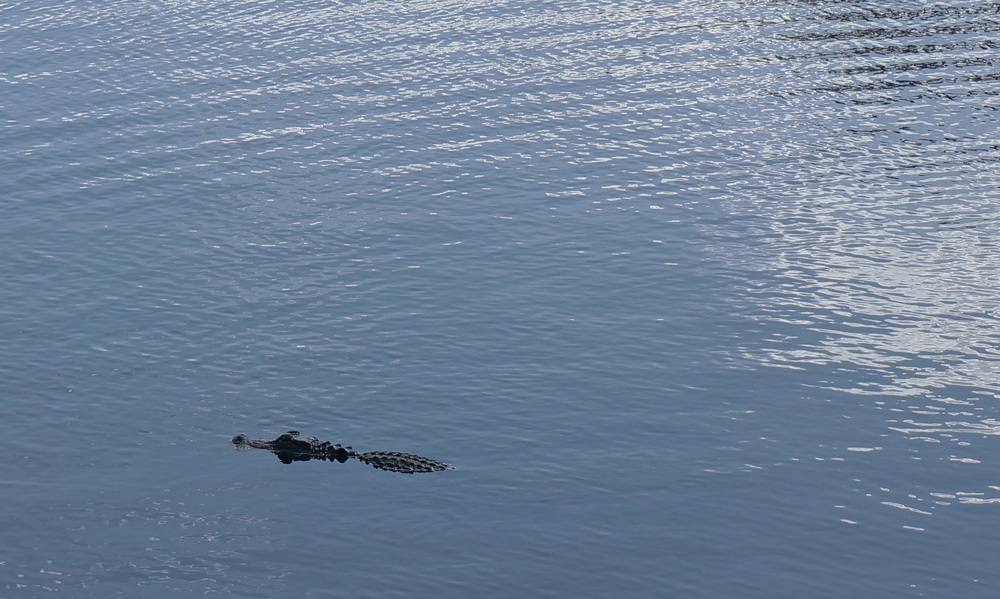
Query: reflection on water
715,0,1000,507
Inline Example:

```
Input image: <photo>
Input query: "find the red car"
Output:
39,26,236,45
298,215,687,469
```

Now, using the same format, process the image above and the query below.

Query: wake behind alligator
232,430,452,474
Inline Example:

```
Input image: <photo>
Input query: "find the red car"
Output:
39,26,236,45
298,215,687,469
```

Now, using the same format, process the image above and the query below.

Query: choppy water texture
3,0,1000,596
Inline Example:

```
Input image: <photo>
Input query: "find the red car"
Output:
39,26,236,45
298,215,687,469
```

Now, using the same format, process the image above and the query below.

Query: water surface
3,0,1000,596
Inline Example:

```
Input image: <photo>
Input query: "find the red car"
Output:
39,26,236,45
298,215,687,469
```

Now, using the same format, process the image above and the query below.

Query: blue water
3,0,1000,596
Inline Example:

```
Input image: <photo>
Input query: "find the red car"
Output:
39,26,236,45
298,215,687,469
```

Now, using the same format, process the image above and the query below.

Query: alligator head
232,430,354,464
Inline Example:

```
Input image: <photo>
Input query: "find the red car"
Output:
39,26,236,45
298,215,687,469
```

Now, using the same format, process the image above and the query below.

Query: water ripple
710,0,1000,455
4,0,1000,592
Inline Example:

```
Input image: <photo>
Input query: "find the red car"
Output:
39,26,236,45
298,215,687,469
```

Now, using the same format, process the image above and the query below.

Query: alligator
232,430,452,473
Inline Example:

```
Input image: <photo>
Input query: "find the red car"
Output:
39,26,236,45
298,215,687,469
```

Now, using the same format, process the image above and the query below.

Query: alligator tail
354,451,453,473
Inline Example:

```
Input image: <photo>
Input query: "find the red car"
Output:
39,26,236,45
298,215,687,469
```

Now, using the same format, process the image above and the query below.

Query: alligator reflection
232,430,452,473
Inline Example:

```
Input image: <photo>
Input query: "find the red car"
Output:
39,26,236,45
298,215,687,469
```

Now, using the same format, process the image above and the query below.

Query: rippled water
3,0,1000,596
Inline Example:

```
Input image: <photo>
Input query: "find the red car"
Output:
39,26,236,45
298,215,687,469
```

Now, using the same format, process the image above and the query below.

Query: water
3,0,1000,596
